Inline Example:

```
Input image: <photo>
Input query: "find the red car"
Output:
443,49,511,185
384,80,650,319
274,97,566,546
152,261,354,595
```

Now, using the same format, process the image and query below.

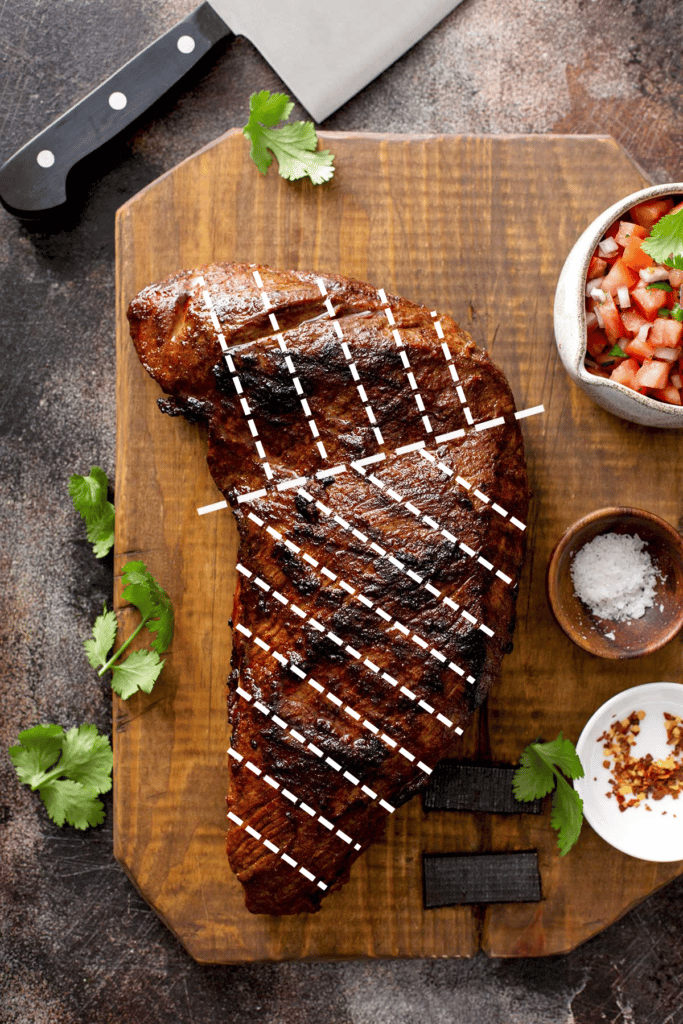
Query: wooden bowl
547,507,683,659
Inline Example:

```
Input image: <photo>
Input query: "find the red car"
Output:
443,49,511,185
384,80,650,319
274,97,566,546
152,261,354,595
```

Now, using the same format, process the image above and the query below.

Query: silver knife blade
219,0,465,123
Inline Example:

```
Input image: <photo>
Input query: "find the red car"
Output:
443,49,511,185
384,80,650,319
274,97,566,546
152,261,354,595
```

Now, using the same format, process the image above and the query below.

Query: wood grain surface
114,131,683,964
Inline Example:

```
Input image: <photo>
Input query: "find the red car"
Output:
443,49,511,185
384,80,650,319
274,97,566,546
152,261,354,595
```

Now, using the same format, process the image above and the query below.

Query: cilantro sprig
9,724,112,829
85,561,174,699
69,466,115,558
641,206,683,270
513,733,584,856
69,467,174,699
243,90,335,185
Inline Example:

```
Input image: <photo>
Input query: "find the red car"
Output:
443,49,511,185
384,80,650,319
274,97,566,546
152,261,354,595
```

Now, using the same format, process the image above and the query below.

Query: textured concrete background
2,1,683,1022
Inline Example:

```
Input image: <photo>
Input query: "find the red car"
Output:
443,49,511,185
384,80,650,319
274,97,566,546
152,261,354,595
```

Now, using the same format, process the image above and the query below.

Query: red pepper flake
597,709,683,812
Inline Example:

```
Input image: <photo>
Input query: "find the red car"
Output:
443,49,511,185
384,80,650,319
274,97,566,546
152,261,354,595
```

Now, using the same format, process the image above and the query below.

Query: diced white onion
586,276,603,297
635,323,652,343
585,311,598,329
617,285,631,308
618,221,637,239
598,236,619,256
590,287,607,303
639,266,670,283
594,305,605,328
653,346,682,362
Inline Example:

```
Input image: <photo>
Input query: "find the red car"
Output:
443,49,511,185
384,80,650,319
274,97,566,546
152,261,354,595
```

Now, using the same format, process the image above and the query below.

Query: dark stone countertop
2,1,683,1021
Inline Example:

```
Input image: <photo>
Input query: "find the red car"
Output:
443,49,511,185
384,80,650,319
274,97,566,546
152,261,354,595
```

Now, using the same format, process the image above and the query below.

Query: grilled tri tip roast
127,263,529,915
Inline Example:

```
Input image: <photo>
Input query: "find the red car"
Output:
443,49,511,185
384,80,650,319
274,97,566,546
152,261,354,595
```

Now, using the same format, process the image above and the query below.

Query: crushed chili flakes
597,709,683,812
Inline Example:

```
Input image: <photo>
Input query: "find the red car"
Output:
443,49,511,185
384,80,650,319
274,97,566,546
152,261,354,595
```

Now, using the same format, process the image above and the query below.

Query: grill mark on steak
127,262,529,915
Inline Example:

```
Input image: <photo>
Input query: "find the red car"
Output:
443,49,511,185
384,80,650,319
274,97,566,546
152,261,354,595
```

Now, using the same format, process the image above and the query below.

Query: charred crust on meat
157,395,209,423
295,492,318,522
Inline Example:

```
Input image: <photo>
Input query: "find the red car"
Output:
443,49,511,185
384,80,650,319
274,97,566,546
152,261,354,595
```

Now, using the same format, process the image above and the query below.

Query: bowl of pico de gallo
554,183,683,428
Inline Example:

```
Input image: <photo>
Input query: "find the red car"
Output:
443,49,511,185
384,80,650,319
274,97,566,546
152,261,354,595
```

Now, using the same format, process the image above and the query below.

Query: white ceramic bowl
554,182,683,428
575,682,683,862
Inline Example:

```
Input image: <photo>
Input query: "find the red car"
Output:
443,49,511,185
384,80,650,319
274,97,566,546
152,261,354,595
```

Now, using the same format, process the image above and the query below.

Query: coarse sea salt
571,532,658,622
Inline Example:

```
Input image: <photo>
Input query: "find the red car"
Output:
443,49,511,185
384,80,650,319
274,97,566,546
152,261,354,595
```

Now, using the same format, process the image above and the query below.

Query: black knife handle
0,3,231,217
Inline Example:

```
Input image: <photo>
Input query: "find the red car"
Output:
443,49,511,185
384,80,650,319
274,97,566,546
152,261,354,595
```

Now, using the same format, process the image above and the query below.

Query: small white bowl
575,682,683,862
554,182,683,429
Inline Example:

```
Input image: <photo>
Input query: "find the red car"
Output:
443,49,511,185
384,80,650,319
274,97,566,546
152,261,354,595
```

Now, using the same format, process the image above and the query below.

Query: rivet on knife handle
0,3,231,218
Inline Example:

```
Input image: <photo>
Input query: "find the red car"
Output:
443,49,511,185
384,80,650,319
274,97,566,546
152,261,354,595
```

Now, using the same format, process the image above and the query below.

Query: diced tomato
599,293,626,343
615,221,648,246
634,359,671,390
586,327,608,357
630,281,670,320
609,357,640,389
630,197,673,230
587,254,608,279
649,318,683,347
600,258,639,296
625,337,655,362
621,234,655,271
651,385,683,406
620,309,649,337
669,269,683,288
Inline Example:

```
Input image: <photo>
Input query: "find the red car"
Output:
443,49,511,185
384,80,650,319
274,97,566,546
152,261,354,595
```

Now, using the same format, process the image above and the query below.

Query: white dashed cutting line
296,484,506,617
417,451,527,531
321,471,501,622
314,277,384,446
432,311,475,427
234,621,439,775
237,555,472,717
227,746,363,849
197,465,513,588
195,275,274,481
226,809,329,890
377,288,434,435
252,270,328,460
233,685,395,814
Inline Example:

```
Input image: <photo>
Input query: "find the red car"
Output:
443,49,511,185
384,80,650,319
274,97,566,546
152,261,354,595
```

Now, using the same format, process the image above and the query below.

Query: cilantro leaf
69,467,115,558
38,779,106,830
8,724,112,829
121,561,174,655
608,344,627,358
84,605,118,669
111,649,163,700
533,733,584,781
243,90,335,185
8,724,64,786
646,281,672,291
512,744,556,801
57,725,113,794
551,776,584,857
512,732,585,855
641,207,683,270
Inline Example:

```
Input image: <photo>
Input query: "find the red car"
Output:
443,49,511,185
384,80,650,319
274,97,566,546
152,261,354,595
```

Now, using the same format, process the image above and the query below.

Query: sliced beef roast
127,263,529,915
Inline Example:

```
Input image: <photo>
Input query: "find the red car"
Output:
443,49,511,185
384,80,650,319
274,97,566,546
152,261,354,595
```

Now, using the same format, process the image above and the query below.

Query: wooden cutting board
114,130,683,964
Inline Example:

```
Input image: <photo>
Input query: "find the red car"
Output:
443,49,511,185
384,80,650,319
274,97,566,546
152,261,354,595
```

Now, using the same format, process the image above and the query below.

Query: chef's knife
0,0,465,218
